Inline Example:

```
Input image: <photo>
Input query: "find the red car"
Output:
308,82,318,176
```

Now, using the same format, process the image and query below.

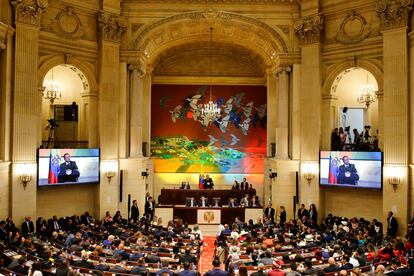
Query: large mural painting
151,85,267,173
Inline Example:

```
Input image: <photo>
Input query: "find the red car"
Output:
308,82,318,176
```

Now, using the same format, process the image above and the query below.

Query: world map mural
151,85,267,173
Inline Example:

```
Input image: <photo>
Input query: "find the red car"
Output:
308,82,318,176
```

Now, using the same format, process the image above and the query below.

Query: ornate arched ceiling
132,10,289,68
153,41,266,77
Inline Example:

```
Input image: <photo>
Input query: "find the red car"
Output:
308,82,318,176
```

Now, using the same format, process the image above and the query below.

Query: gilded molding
11,0,48,26
128,0,298,2
98,12,127,43
376,0,413,30
134,10,288,52
293,13,323,45
335,11,371,45
50,7,87,40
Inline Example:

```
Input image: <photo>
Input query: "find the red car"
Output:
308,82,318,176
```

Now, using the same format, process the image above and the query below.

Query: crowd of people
208,204,414,276
0,211,203,276
185,194,261,208
330,127,379,152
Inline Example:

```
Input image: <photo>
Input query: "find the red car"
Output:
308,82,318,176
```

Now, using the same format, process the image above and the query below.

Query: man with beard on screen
337,155,359,185
58,153,80,183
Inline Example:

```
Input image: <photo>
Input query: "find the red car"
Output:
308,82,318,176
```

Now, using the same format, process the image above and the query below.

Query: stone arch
38,55,98,93
132,10,289,69
323,59,383,97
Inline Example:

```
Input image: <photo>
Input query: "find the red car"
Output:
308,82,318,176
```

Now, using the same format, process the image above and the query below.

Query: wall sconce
269,172,277,181
302,162,317,184
102,161,117,182
388,166,401,191
17,163,32,190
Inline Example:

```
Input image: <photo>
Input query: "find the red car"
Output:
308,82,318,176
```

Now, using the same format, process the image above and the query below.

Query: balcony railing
41,140,89,149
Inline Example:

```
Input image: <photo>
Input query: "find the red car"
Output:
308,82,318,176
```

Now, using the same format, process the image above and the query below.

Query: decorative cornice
376,0,413,30
49,7,87,40
127,0,299,3
98,12,127,43
11,0,48,26
293,13,323,45
134,10,288,52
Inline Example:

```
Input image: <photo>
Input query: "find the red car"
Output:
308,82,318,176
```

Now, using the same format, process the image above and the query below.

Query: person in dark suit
231,181,240,190
186,197,197,207
74,253,95,269
0,221,7,241
387,211,398,238
21,216,34,237
203,174,214,189
80,211,92,226
198,195,209,207
156,261,174,276
323,258,341,273
297,204,309,221
250,195,260,207
279,206,286,228
130,258,150,275
4,217,16,234
228,198,238,208
178,262,196,276
339,255,353,270
337,156,359,185
240,178,249,190
145,197,155,220
95,258,110,271
131,200,140,222
264,203,275,223
58,153,80,183
309,204,318,224
204,258,228,276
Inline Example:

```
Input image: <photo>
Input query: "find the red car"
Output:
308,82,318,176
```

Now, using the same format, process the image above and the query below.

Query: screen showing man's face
343,156,349,165
64,154,71,162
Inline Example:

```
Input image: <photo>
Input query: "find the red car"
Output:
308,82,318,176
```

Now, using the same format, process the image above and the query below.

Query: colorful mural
151,85,267,173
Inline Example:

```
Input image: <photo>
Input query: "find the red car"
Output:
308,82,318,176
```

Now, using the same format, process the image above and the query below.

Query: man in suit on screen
337,156,359,185
58,153,80,183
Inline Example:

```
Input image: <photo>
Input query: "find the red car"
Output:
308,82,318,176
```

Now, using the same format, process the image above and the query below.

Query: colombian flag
48,151,60,184
199,174,204,189
328,153,338,184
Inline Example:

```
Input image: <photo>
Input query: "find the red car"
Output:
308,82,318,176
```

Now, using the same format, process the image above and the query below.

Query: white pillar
275,66,291,159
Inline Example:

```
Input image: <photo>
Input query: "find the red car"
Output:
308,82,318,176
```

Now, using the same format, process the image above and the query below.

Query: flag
199,174,204,189
328,154,338,184
48,151,60,184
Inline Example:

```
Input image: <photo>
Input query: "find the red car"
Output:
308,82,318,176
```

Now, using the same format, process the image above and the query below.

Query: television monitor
319,151,382,189
37,148,100,187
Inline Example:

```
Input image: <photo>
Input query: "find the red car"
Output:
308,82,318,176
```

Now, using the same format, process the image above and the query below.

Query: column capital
128,61,147,78
293,13,324,45
274,66,292,78
0,40,6,51
98,11,127,43
376,0,413,31
11,0,48,26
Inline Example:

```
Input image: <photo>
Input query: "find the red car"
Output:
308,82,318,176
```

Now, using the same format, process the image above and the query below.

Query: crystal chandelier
44,68,62,104
356,73,377,108
201,27,221,118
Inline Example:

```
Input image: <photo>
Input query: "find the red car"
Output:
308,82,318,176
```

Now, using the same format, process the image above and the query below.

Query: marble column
118,62,128,158
97,11,126,218
266,68,277,157
291,64,301,160
294,13,323,215
321,95,338,150
128,61,146,158
275,66,291,159
10,0,47,223
377,0,411,236
80,91,98,148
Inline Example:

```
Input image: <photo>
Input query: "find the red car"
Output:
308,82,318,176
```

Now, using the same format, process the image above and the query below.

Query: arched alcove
331,67,379,146
41,64,91,146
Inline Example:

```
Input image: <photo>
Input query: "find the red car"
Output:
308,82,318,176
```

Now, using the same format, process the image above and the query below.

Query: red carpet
200,236,216,275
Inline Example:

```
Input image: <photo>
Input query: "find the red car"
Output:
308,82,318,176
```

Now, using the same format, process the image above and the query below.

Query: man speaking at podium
203,174,214,189
58,153,80,183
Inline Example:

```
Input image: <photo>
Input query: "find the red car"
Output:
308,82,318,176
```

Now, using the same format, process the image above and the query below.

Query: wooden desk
155,206,263,225
158,188,256,205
